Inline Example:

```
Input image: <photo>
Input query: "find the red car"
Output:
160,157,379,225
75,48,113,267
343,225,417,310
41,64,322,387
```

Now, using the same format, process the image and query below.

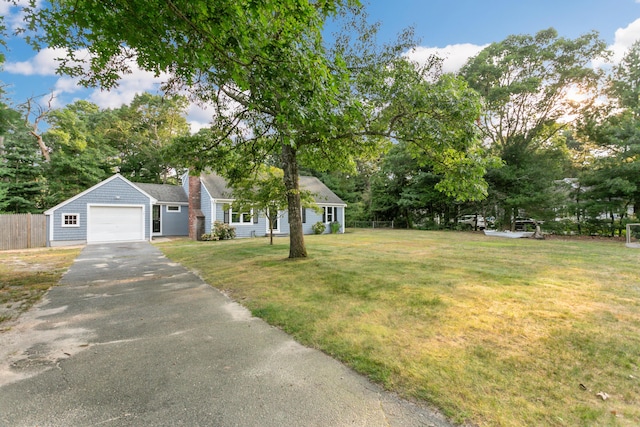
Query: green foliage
541,219,580,235
370,141,457,228
576,41,640,230
312,221,326,234
42,100,116,206
610,40,640,115
23,1,494,257
0,108,46,213
210,221,236,240
228,166,290,217
461,28,607,228
226,165,318,244
329,221,341,233
104,93,190,184
302,165,375,222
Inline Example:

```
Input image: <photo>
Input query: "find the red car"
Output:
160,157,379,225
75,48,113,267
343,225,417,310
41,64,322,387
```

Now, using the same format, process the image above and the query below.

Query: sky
1,0,640,132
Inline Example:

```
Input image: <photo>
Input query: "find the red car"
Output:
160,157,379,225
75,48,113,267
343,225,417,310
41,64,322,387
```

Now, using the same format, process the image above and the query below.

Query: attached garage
87,205,145,243
45,174,157,247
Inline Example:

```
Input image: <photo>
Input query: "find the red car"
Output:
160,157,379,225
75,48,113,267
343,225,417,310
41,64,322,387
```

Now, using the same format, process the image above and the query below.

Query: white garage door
88,205,145,243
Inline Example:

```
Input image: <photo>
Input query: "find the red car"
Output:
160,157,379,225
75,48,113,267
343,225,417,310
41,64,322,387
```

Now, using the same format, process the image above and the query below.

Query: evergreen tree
0,109,46,213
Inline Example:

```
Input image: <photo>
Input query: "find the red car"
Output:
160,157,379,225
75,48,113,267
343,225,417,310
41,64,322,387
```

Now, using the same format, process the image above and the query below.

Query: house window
166,205,181,213
230,209,254,224
62,213,79,227
323,207,336,223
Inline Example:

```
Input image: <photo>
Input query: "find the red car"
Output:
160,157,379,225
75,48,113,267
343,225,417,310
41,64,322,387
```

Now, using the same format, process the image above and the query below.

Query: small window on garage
62,213,80,227
166,205,181,213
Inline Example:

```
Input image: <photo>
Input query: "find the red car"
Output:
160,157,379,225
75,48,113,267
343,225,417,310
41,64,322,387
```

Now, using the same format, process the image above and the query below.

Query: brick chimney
188,175,204,240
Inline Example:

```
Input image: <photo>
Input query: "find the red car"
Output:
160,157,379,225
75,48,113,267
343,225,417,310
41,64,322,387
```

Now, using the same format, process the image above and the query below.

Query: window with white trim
230,209,255,224
323,207,336,223
166,205,181,212
62,213,80,227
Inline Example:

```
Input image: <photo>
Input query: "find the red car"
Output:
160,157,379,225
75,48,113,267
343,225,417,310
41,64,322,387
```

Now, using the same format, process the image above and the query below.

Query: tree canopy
460,28,608,227
23,1,492,257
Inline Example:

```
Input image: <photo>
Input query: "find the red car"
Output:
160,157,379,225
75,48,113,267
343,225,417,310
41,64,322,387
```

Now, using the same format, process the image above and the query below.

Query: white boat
484,230,534,239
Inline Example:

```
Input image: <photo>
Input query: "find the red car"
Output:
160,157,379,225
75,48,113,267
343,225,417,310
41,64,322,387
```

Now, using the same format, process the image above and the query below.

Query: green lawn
157,229,640,426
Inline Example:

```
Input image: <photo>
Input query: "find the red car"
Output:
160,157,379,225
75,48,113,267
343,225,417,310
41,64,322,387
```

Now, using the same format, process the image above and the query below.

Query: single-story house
44,172,346,246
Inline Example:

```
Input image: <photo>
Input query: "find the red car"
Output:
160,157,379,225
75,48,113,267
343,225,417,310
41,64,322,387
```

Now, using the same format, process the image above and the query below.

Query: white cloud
53,76,83,94
404,43,488,74
10,48,220,134
2,0,39,31
610,18,640,62
87,66,168,109
186,104,213,133
4,47,67,76
593,18,640,68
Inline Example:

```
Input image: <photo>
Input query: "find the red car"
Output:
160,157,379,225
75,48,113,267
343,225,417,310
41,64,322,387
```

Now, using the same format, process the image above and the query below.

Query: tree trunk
269,216,274,246
30,131,50,162
281,143,307,258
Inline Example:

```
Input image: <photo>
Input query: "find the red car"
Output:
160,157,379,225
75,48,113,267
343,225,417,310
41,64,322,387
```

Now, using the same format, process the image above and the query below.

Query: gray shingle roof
135,183,188,204
200,173,234,199
200,173,345,205
299,176,346,205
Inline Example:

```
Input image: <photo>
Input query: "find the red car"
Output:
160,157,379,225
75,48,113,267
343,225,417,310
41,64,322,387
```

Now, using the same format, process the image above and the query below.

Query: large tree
105,93,190,184
0,107,45,213
369,141,452,228
460,28,608,227
228,165,317,245
23,1,491,257
576,40,640,232
21,0,359,258
43,100,116,206
173,21,493,255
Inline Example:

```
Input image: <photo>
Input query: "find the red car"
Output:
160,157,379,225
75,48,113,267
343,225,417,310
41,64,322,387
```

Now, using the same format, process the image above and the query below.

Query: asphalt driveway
0,242,452,426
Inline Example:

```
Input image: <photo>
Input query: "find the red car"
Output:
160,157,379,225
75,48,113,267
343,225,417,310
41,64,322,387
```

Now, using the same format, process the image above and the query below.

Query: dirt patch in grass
0,247,81,327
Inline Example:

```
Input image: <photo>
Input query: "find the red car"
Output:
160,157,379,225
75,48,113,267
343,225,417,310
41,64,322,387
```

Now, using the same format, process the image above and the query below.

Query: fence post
27,213,32,249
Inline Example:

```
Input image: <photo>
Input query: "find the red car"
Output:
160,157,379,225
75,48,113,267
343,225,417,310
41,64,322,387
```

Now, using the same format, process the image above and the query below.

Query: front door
152,205,161,234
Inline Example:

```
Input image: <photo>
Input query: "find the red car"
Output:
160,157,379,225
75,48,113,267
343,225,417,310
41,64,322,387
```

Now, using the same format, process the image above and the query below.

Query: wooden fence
0,213,47,250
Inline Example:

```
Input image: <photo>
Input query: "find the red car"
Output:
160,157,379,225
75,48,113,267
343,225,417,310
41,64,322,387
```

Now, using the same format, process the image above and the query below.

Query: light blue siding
217,205,268,238
201,188,213,234
49,177,152,243
160,205,188,236
301,206,344,234
302,208,321,234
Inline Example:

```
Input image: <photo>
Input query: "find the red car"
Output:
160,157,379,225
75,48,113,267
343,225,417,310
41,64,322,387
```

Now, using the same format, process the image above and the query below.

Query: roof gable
299,176,346,205
44,174,157,214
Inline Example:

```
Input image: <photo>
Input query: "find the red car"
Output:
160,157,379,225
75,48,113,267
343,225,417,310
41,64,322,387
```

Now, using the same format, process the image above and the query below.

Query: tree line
0,92,190,213
1,2,639,258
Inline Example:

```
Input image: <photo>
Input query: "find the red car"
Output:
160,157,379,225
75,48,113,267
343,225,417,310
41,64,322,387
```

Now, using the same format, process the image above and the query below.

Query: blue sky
2,0,640,131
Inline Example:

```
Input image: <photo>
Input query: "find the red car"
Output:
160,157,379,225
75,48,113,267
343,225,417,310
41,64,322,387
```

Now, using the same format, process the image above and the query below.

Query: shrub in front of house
330,221,341,234
212,221,236,240
312,221,326,234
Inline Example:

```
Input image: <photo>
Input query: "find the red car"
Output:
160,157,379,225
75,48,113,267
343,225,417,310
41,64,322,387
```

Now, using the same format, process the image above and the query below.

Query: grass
0,247,81,326
156,229,640,426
